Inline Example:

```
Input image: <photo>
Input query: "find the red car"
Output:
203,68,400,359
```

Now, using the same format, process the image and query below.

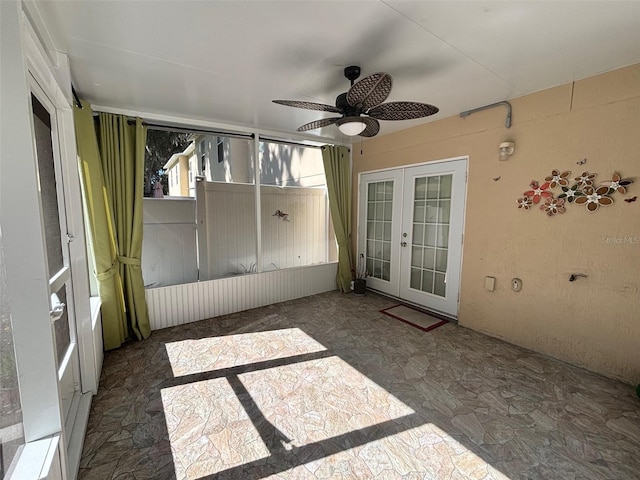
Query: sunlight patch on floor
278,423,512,479
239,356,415,447
160,329,508,479
164,328,327,376
161,377,270,479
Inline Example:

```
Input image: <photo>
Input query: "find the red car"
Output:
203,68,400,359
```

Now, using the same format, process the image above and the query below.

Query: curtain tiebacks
95,260,118,282
117,255,141,266
95,256,141,281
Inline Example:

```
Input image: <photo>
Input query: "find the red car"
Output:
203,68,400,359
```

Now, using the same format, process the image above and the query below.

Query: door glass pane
422,270,434,294
434,272,446,297
384,202,392,221
435,249,448,272
366,222,374,239
425,201,438,222
411,247,422,267
427,176,440,199
383,222,391,241
415,178,426,199
424,224,437,247
423,247,435,270
410,174,452,297
410,268,421,289
413,202,425,222
365,180,393,281
32,94,64,276
53,285,71,367
437,225,449,248
412,224,424,246
384,181,393,200
367,202,375,220
439,200,451,224
440,175,452,199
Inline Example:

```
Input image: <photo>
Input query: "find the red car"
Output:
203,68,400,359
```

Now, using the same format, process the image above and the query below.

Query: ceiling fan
273,66,439,137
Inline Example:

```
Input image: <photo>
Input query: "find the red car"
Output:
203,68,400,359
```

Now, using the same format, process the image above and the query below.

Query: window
259,141,332,272
217,137,224,164
144,129,191,197
196,134,257,279
199,139,207,174
139,125,337,288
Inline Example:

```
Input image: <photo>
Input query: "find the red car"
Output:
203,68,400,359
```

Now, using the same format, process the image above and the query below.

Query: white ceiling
32,1,640,143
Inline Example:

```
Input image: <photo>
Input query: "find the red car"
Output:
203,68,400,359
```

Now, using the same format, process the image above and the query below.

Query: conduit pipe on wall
460,101,512,128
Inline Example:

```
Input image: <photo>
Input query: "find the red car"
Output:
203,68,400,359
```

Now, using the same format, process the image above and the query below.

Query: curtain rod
136,122,255,140
259,136,324,149
71,85,82,109
93,111,342,147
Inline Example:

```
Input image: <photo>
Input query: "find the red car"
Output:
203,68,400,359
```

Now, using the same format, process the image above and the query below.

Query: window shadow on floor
79,291,640,480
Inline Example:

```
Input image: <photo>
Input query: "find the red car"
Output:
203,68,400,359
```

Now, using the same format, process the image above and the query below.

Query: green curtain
73,101,128,349
322,145,353,292
73,102,150,349
98,113,150,343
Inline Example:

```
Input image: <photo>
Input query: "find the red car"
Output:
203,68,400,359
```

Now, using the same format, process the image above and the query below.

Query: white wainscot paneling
145,262,338,330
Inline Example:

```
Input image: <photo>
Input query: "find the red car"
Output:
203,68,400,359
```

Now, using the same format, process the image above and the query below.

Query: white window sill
7,435,61,480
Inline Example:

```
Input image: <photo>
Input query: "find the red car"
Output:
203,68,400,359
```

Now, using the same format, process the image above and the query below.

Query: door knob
401,242,407,247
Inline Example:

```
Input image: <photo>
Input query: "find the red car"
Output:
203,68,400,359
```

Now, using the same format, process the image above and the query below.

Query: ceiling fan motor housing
336,93,359,117
344,65,361,84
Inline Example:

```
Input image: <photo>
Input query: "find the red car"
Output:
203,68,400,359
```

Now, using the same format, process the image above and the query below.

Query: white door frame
20,9,96,479
357,156,468,318
29,77,83,437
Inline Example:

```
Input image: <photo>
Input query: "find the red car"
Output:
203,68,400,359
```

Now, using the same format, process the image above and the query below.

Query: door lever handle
50,292,65,323
400,242,407,247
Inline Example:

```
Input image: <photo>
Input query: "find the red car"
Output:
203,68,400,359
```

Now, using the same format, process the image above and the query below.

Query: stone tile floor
78,291,640,479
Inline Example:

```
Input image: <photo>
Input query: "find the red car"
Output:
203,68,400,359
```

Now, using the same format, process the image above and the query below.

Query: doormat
380,304,448,333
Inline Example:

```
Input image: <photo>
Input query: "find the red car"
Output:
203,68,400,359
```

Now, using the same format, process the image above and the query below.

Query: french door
29,82,82,443
358,158,467,317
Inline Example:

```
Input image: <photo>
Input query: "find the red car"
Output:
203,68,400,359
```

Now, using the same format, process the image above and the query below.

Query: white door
399,159,466,316
357,169,403,296
29,84,82,442
359,158,467,317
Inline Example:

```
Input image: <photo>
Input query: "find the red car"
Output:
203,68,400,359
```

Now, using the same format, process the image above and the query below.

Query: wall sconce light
499,141,515,161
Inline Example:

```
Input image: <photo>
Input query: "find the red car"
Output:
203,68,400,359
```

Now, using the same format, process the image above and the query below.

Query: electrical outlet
511,278,522,292
484,276,496,291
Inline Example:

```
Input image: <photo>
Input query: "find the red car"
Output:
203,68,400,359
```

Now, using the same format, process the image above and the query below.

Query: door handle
400,242,407,247
50,292,65,323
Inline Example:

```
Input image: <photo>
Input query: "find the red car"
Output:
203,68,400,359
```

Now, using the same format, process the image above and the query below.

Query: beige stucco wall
353,64,640,384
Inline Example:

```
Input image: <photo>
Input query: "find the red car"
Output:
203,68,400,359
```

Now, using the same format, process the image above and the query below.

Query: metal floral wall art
516,167,633,215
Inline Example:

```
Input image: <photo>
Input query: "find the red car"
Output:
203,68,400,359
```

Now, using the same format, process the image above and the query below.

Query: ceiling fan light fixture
337,117,367,136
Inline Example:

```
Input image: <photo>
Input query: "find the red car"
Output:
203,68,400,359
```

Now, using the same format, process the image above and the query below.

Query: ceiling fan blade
347,73,392,111
368,101,439,120
273,100,341,114
359,117,380,137
297,117,340,132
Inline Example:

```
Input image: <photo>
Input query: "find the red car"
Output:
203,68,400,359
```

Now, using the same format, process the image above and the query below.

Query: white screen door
30,84,82,441
359,158,467,317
